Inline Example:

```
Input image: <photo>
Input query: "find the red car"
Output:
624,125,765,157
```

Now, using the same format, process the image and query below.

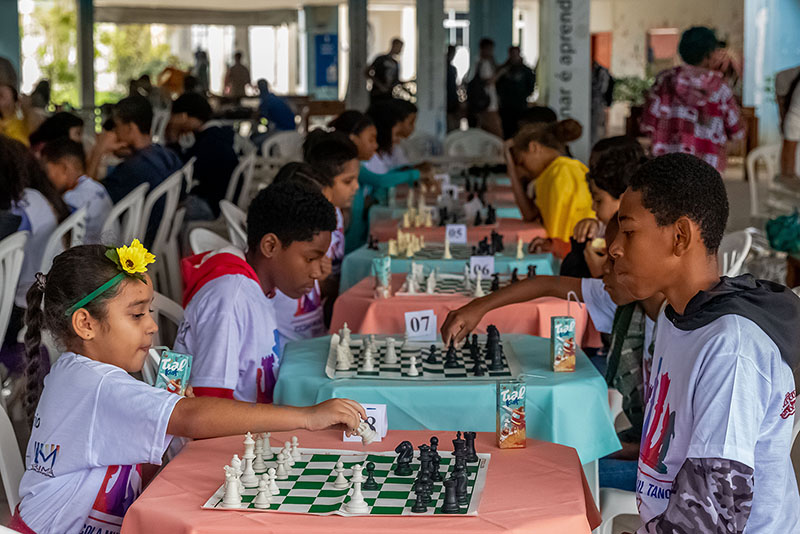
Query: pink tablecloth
371,218,547,244
121,430,601,534
330,274,600,347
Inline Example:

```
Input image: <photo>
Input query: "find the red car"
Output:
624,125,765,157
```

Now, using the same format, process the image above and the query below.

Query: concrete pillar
347,0,369,109
538,0,591,161
77,0,95,109
415,0,446,139
468,0,513,66
0,1,20,76
304,5,339,100
234,25,252,75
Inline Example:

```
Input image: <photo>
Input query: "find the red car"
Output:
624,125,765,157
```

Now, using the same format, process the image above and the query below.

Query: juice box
551,316,576,372
497,380,526,448
154,350,193,395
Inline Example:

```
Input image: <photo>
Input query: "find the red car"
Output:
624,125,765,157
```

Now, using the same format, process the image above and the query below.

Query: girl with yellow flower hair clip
12,241,366,534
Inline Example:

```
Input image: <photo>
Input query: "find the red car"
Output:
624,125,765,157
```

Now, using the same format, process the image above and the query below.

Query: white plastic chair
151,108,171,145
100,182,149,245
0,232,28,345
718,230,753,277
182,156,197,193
443,128,504,164
0,400,24,515
219,200,248,250
150,291,184,351
746,144,780,218
39,207,87,274
400,132,442,164
226,153,257,210
138,169,183,252
189,228,233,255
259,131,303,176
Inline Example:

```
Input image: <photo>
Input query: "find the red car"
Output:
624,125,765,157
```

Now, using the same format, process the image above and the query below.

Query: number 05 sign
404,309,437,341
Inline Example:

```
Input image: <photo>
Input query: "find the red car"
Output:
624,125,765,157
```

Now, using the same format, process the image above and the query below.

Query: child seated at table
610,153,799,532
441,215,665,493
175,179,337,403
11,240,365,534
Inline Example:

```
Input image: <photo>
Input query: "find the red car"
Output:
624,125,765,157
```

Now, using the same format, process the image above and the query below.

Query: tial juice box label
154,350,193,395
497,380,526,449
551,316,576,372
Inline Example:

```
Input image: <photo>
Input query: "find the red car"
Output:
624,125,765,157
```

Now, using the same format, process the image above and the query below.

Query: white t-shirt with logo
174,273,281,403
17,353,181,534
581,278,657,384
273,281,326,352
63,175,114,245
637,313,799,531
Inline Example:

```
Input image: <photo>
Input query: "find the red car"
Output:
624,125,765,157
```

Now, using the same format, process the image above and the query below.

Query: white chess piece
341,322,351,345
253,438,266,471
385,337,398,364
407,354,420,376
230,455,245,493
253,476,272,509
419,235,426,250
402,332,409,350
405,274,417,294
443,235,452,259
267,467,279,494
261,432,274,460
275,452,289,479
336,337,351,371
405,238,415,257
361,349,375,372
473,270,485,298
426,270,437,294
388,239,398,256
356,421,378,445
424,210,433,227
222,466,242,508
463,264,471,291
407,188,415,209
291,436,302,461
345,464,369,514
516,236,524,259
333,461,350,489
283,442,295,466
402,211,411,229
369,334,377,352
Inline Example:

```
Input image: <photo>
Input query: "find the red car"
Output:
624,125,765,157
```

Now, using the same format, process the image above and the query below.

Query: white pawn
230,455,245,493
267,467,280,494
405,239,415,257
253,438,266,471
261,432,274,460
443,234,452,259
361,350,375,372
473,270,485,298
424,210,433,227
291,436,302,461
407,354,420,376
516,236,524,259
402,211,411,228
402,332,409,350
275,452,289,480
283,442,295,466
253,476,272,509
385,337,398,364
222,466,242,508
333,461,350,489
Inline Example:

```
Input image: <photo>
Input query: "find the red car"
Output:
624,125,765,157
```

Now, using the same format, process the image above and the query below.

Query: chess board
395,273,532,297
325,335,522,380
202,446,490,516
380,242,476,261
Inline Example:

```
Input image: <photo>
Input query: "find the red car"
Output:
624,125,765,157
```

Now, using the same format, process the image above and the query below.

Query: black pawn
464,432,479,463
473,210,483,226
511,268,519,283
426,344,438,364
411,483,428,513
471,358,485,376
363,461,379,490
471,245,477,256
527,265,537,278
441,478,460,513
444,341,459,368
471,333,478,349
485,204,497,225
430,437,443,482
490,273,500,292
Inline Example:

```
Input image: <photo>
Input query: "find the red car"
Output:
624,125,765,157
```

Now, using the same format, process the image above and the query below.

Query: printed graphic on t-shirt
83,464,142,533
256,330,281,404
640,359,676,476
30,441,60,478
781,391,797,420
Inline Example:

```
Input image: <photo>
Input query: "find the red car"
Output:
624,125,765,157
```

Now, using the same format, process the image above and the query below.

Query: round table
340,246,557,293
369,218,547,245
121,430,601,533
274,334,620,465
331,274,598,347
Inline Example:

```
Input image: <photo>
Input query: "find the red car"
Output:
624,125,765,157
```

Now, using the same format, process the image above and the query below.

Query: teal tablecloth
274,334,621,464
369,205,523,228
339,246,559,293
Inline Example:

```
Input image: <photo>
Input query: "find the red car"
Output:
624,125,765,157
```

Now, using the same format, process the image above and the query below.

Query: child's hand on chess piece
441,300,487,345
572,217,600,243
528,237,553,254
303,398,366,433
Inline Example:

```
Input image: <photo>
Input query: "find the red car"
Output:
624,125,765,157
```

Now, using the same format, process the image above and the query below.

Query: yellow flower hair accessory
65,239,157,316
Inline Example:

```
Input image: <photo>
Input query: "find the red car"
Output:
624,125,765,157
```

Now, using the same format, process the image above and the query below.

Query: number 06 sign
404,309,437,341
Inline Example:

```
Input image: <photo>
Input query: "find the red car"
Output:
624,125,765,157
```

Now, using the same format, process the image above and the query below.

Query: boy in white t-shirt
175,179,339,402
41,137,113,244
609,153,800,533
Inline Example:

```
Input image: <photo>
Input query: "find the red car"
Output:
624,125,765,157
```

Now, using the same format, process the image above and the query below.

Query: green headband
64,239,156,318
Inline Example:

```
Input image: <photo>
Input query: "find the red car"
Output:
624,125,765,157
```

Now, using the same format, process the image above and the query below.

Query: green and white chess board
202,446,490,516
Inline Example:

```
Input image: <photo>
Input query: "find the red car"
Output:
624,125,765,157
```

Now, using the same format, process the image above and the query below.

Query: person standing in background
591,60,614,146
446,45,460,132
192,49,210,95
496,46,536,139
224,51,251,101
467,38,503,138
365,39,404,103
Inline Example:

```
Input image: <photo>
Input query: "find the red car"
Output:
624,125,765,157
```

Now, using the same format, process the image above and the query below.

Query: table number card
469,256,495,279
343,404,388,442
446,224,468,244
404,309,437,341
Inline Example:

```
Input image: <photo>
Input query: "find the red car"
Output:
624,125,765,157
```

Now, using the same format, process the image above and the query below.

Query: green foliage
32,0,78,106
612,76,655,107
97,24,173,90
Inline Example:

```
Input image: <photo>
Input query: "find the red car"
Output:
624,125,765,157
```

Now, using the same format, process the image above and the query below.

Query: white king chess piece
340,323,352,345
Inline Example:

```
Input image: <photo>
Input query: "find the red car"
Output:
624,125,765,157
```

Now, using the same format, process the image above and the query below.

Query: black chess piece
367,235,379,250
411,479,428,513
394,440,414,476
490,273,500,292
527,265,537,278
478,237,489,255
471,333,479,349
471,245,477,256
441,478,461,513
363,461,379,490
471,357,485,376
444,341,459,368
473,210,483,226
426,344,438,364
439,207,448,227
452,431,466,454
511,268,519,283
485,204,497,225
490,230,504,252
453,466,469,505
429,437,443,482
464,432,479,463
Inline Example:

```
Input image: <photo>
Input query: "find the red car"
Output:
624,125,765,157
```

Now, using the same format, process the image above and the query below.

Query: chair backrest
234,133,256,156
101,182,149,245
260,131,303,161
189,228,234,255
746,144,781,218
400,132,442,163
151,207,185,303
151,108,171,145
226,153,257,209
0,231,28,345
443,128,504,162
718,230,753,277
182,156,197,192
0,402,24,514
39,206,88,274
219,200,248,250
150,290,184,349
138,168,184,253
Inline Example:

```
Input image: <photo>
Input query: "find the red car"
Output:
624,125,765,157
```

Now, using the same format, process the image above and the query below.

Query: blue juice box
154,350,193,395
550,316,576,372
497,380,526,448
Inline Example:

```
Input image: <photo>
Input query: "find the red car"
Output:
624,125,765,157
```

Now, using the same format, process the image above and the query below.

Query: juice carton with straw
497,380,526,448
550,291,582,372
154,350,193,395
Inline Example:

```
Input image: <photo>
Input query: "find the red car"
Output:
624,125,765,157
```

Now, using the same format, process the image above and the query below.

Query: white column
415,0,446,140
538,0,591,161
77,0,95,109
235,25,252,76
346,0,369,110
